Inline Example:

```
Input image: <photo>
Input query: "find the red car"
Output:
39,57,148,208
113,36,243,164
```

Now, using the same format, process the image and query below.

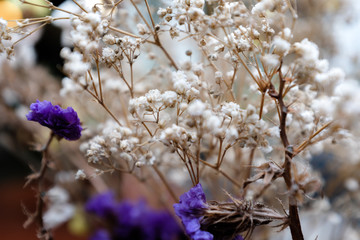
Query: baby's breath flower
187,100,206,116
75,169,86,180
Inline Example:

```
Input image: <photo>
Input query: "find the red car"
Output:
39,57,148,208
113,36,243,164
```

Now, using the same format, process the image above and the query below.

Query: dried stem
152,165,178,202
151,39,180,70
108,26,141,39
23,132,55,240
200,160,242,188
268,62,304,240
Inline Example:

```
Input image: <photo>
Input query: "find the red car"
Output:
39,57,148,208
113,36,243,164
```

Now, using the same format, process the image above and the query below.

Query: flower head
174,184,244,240
86,191,184,240
26,100,82,140
174,183,213,240
85,191,116,218
89,229,111,240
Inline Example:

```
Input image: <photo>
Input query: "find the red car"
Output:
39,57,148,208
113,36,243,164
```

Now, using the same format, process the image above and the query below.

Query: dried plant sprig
203,199,287,240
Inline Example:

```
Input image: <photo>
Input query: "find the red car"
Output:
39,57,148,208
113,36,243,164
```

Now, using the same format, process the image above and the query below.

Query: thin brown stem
111,63,132,94
216,138,223,167
108,26,141,38
186,152,197,186
195,137,201,184
259,91,266,120
144,0,156,29
268,62,304,240
141,121,153,137
23,132,55,239
129,0,153,33
200,160,242,188
129,62,134,98
87,70,99,98
152,40,179,70
72,0,88,13
218,144,231,167
152,165,178,202
12,22,47,47
294,121,332,156
95,53,103,102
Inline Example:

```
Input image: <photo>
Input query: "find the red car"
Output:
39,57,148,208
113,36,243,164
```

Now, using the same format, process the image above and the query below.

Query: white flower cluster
60,48,91,81
161,0,205,22
252,0,281,16
70,11,108,54
129,89,177,118
83,120,154,168
101,35,142,65
172,70,202,98
43,187,75,230
226,26,253,52
0,18,11,55
160,124,195,148
292,38,335,86
157,98,275,158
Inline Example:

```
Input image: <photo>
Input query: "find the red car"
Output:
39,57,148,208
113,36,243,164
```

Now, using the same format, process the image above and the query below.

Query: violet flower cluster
26,100,82,141
85,191,185,240
174,184,243,240
174,183,213,240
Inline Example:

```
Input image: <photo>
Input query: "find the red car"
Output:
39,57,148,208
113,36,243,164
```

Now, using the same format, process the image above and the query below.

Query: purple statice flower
173,183,213,240
85,191,117,218
85,191,185,240
89,229,111,240
233,236,244,240
174,184,243,240
26,100,82,140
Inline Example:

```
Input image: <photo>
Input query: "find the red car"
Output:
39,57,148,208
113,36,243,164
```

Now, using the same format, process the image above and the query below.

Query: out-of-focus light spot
0,0,23,27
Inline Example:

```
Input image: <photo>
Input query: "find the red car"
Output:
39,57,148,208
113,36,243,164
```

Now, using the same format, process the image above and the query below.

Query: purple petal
26,100,82,140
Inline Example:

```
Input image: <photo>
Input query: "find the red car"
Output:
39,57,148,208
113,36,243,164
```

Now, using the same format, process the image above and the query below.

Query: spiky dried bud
202,198,286,238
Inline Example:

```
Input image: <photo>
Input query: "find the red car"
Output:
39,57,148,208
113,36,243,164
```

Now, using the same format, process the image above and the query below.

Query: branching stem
268,61,304,240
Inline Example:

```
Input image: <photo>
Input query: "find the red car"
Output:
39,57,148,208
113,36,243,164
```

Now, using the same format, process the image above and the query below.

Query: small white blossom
261,54,280,69
75,169,86,180
187,100,206,116
344,178,359,192
293,38,320,63
172,71,191,94
60,48,91,79
272,36,291,55
162,91,178,107
43,187,75,230
252,0,278,15
43,203,75,230
47,186,70,204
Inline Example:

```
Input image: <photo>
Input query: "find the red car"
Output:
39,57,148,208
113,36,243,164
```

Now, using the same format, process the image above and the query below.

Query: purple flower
85,191,117,218
174,184,243,240
89,229,111,240
85,192,184,240
26,100,82,140
174,183,213,240
233,236,244,240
